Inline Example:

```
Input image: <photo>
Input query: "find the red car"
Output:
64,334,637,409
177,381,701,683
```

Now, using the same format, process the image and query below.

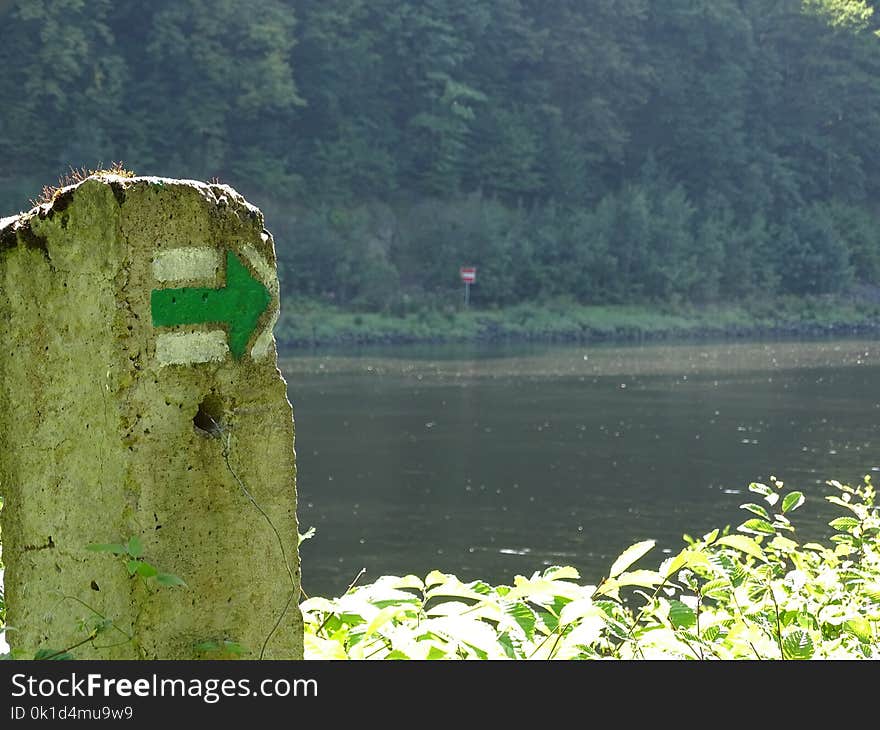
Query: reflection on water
281,338,880,598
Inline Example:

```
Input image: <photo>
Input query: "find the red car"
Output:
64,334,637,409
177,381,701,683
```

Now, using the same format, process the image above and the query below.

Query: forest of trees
2,0,880,312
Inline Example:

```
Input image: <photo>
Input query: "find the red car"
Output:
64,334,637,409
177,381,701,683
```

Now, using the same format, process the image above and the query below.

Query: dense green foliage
2,1,880,313
4,476,878,659
275,296,880,346
302,476,880,659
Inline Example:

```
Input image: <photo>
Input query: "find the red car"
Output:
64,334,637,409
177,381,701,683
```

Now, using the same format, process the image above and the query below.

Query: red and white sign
460,266,477,284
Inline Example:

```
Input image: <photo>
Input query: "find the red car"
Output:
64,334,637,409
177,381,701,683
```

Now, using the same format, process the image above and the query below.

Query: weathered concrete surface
0,175,302,659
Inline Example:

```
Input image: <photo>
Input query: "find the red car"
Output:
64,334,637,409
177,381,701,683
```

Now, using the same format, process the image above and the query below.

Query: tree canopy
2,0,880,308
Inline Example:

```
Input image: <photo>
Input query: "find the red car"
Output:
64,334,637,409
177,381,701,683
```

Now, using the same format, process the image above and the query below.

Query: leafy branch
300,476,880,660
87,536,187,588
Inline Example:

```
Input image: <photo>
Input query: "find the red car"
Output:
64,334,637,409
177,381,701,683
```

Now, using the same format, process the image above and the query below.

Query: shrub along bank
275,296,880,349
302,477,880,660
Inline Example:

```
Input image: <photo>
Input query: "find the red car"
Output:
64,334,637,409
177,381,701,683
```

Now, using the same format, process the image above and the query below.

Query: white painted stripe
152,247,221,282
241,243,280,361
156,331,228,366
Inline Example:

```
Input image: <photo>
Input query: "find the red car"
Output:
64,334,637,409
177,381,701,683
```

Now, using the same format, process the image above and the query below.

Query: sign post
0,174,302,659
460,266,477,306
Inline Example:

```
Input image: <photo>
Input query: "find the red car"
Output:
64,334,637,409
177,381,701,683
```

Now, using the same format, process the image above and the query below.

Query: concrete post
0,175,302,659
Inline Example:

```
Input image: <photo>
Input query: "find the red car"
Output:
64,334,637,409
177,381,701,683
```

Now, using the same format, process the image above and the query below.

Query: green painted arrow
151,249,271,359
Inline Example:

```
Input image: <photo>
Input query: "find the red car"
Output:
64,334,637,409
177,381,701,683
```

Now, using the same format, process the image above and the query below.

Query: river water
280,338,880,599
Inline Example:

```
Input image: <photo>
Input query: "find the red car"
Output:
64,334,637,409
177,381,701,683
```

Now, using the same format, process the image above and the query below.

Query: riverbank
274,295,880,349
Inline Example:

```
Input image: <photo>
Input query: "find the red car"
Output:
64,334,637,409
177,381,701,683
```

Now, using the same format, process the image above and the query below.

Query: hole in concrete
194,394,225,438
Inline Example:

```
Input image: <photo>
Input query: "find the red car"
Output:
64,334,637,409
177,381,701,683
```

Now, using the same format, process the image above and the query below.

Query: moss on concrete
0,175,301,659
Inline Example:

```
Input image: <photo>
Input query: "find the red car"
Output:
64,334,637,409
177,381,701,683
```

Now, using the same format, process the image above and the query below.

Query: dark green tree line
1,0,879,309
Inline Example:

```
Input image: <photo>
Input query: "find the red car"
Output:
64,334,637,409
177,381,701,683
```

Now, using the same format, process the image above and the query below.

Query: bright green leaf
802,542,827,552
155,573,187,587
424,570,449,588
390,575,425,592
496,632,518,659
559,598,599,626
826,495,860,514
503,601,536,640
844,617,872,643
701,578,730,599
304,633,349,660
507,575,585,603
781,491,805,513
716,534,766,562
594,579,620,600
426,579,491,603
767,536,799,553
608,540,655,579
662,548,710,578
461,641,489,660
782,628,814,660
668,600,696,629
829,517,860,532
614,570,665,589
300,597,338,614
740,503,770,519
469,580,493,595
136,562,158,579
127,536,143,558
749,482,773,496
543,566,580,581
425,645,448,660
599,613,630,641
708,553,746,587
364,605,406,637
738,519,776,535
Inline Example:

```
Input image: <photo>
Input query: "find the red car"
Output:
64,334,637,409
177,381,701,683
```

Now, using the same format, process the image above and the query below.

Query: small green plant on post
87,536,187,588
17,538,189,660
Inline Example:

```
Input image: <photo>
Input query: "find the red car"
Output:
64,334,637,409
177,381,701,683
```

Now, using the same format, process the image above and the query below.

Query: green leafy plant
87,536,187,588
4,537,188,659
302,476,880,659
